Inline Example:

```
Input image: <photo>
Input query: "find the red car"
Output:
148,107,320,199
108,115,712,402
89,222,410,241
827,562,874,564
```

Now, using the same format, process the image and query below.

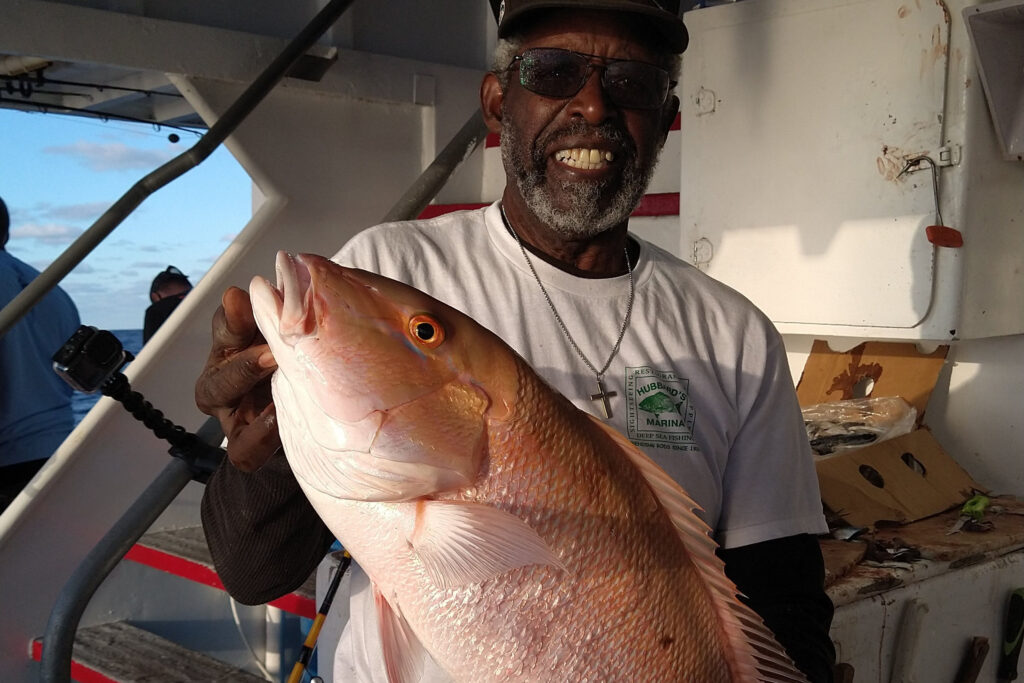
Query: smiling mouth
554,147,615,170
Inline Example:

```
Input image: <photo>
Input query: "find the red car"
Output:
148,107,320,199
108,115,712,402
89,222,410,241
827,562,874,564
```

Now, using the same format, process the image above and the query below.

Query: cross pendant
590,378,617,420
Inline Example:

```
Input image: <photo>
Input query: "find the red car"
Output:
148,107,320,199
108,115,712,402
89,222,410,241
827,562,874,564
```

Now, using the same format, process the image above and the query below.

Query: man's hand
195,286,281,472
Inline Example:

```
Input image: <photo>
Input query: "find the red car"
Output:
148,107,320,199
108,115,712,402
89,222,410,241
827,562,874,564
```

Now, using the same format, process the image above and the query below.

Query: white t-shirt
324,202,826,682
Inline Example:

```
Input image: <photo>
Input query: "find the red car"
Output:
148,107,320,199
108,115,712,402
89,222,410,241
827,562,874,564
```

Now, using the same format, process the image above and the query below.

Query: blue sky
1,108,252,330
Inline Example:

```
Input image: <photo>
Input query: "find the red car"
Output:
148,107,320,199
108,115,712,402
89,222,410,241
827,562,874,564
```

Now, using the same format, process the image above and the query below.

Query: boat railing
28,0,489,678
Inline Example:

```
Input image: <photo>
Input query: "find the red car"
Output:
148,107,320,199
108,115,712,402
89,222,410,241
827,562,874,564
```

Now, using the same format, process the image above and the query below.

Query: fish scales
412,358,730,681
250,252,808,683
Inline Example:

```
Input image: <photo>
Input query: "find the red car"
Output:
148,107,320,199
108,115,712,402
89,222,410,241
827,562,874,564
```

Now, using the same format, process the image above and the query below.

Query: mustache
532,121,637,169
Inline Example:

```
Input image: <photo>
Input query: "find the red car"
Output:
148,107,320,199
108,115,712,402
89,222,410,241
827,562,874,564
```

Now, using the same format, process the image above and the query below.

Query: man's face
499,11,674,239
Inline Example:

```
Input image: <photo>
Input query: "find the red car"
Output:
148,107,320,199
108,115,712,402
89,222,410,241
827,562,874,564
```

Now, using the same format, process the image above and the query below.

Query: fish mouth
267,252,389,342
249,251,316,343
253,252,393,344
276,251,316,340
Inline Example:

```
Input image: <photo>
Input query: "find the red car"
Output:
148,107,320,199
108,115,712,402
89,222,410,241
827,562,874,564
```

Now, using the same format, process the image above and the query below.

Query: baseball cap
490,0,689,53
150,265,191,296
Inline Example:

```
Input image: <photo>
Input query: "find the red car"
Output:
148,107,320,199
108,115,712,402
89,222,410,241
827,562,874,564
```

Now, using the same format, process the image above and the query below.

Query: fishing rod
287,550,353,683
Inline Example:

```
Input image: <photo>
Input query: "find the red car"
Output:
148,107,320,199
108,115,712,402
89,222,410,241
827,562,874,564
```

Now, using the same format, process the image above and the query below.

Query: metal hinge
904,144,961,172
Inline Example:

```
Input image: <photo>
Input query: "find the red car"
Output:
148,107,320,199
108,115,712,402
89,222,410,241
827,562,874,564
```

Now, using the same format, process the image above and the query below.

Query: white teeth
555,148,615,170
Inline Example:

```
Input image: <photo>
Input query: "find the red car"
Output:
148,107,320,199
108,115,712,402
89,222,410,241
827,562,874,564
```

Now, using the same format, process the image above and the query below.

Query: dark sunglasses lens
519,49,588,98
604,62,669,109
518,49,669,109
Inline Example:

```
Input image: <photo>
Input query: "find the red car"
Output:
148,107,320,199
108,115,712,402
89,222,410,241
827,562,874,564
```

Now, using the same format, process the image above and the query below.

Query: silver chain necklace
500,204,635,420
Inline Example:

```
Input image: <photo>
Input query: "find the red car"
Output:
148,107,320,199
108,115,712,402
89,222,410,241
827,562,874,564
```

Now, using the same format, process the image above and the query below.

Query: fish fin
374,583,427,683
410,500,564,589
586,415,810,683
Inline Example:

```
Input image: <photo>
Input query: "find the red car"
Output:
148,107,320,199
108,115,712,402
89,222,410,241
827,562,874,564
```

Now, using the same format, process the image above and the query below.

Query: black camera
52,325,133,393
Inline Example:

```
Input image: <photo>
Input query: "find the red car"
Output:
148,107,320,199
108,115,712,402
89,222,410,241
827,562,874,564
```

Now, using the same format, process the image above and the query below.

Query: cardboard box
796,340,985,528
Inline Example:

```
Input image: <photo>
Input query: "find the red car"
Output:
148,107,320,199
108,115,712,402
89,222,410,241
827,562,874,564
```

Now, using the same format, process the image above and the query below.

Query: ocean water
70,328,144,425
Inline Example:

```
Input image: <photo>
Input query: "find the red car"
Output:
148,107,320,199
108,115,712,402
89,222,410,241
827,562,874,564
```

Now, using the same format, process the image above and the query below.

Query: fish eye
409,314,445,348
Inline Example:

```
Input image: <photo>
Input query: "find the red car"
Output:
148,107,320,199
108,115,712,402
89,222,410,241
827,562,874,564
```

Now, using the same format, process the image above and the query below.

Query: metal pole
38,457,196,683
0,0,358,340
380,109,490,223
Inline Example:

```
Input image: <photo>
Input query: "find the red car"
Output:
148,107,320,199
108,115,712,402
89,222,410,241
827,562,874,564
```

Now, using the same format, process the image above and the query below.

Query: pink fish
250,251,807,683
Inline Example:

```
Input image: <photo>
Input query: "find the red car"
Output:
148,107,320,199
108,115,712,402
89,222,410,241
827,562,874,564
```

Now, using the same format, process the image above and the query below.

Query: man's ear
480,72,504,135
659,94,680,143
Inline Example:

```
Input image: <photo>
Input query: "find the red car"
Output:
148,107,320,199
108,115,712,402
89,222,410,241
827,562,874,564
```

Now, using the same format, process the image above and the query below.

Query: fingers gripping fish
249,251,807,683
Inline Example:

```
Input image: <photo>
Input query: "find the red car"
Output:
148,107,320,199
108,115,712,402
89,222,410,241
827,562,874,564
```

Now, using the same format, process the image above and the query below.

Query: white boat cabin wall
676,0,1024,342
667,1,1024,680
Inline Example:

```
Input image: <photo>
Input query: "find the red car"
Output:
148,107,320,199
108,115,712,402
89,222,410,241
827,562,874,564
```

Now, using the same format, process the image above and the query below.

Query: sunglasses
507,47,673,110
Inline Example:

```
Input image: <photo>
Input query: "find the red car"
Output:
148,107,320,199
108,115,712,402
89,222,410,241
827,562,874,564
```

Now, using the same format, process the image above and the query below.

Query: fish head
250,252,517,501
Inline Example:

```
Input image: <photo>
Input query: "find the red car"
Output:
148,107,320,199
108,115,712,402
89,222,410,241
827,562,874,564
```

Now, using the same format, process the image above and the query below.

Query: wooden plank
872,496,1024,562
32,621,265,682
824,496,1024,606
821,539,867,586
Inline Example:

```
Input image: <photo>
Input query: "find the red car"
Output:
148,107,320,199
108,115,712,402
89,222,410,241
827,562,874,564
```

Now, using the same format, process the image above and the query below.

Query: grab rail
38,419,226,683
382,109,489,223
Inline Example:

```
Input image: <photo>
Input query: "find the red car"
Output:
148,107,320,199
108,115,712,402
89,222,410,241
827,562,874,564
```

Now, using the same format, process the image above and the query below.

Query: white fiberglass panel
710,214,934,326
679,0,949,329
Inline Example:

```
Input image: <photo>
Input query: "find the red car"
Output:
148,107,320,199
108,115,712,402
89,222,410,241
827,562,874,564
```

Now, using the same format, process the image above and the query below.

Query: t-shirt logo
625,366,698,451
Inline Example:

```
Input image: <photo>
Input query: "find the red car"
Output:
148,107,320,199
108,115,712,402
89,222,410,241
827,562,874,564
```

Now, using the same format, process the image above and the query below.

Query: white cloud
44,141,174,172
10,222,83,245
44,202,112,222
9,202,111,231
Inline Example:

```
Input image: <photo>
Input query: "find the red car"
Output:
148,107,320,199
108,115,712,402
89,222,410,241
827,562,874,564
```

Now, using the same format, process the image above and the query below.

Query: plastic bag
802,396,917,456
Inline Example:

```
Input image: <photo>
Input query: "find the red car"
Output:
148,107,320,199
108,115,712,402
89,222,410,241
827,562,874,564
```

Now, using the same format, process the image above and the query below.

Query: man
0,196,81,512
143,265,192,343
197,1,835,680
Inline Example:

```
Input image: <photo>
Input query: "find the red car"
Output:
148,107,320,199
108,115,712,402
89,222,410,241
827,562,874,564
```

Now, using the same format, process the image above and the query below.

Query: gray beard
501,117,660,240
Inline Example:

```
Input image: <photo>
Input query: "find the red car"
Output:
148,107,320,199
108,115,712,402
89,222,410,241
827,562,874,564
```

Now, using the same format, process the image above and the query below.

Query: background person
143,265,192,343
0,195,81,512
196,1,835,680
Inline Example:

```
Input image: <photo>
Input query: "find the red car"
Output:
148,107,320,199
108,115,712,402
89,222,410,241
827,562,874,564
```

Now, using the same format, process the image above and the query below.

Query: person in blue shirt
0,196,81,512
